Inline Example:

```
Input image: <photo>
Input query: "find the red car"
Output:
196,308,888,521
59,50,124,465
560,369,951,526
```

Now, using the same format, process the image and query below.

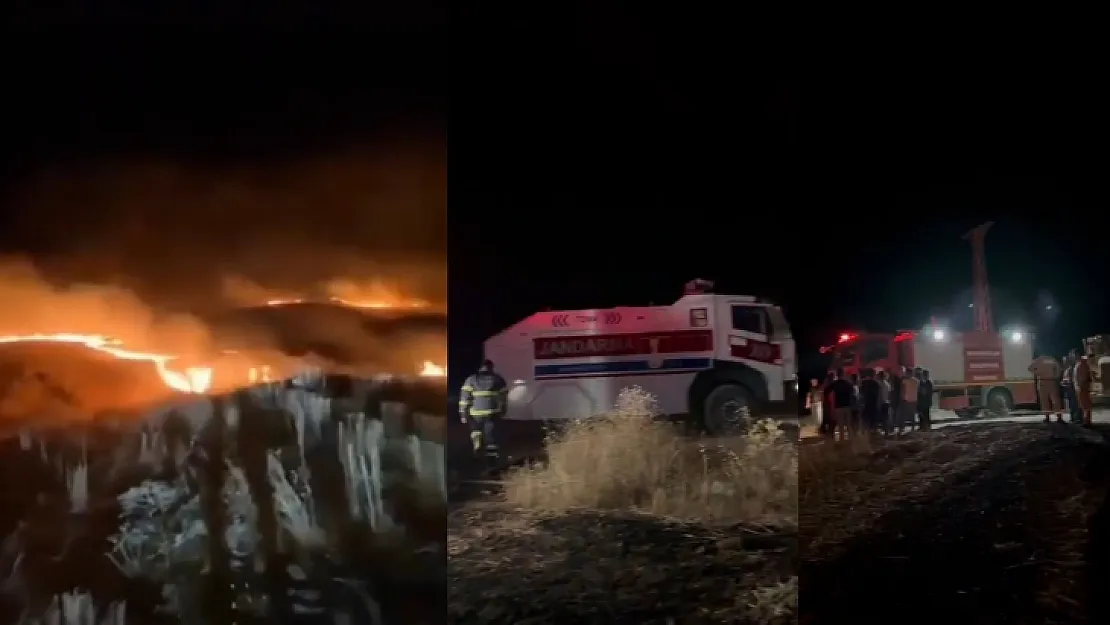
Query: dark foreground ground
446,418,797,625
799,422,1110,625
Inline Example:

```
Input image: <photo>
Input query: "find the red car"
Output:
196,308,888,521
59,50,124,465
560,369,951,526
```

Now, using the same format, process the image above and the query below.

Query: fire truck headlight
1010,331,1024,343
932,329,946,341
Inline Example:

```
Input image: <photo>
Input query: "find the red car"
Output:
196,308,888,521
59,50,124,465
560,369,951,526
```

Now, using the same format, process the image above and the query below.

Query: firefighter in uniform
1029,353,1064,423
458,359,508,464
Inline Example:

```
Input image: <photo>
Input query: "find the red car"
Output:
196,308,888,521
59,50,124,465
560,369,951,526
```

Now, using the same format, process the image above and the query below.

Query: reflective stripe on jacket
459,370,508,417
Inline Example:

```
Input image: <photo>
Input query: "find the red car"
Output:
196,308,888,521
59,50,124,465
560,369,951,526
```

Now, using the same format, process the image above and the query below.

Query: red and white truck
824,327,1036,413
482,281,799,434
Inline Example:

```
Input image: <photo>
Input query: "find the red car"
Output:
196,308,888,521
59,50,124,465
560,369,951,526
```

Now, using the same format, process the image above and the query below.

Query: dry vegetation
800,423,1110,624
0,377,448,625
448,387,798,624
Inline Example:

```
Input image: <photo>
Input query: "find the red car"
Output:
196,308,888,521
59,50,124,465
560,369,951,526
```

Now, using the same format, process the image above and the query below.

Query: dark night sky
0,9,1104,390
0,7,447,311
449,15,1107,384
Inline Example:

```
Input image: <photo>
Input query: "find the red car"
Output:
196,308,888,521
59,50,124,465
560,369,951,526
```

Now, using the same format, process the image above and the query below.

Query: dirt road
800,423,1110,625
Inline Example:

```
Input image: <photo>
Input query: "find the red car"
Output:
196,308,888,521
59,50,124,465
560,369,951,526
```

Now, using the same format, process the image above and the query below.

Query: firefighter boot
470,430,484,458
483,445,501,472
482,418,501,471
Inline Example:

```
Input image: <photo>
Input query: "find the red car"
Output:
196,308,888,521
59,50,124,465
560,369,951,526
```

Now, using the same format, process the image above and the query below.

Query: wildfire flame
0,333,213,394
264,296,429,310
420,361,445,377
264,294,443,378
0,333,444,392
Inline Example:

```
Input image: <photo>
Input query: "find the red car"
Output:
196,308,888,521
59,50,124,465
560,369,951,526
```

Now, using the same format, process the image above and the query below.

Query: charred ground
447,394,798,625
800,423,1110,625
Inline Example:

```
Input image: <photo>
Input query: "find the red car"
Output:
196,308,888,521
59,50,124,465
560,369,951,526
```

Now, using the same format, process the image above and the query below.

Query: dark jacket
918,379,934,408
459,369,508,418
859,378,882,415
827,378,855,409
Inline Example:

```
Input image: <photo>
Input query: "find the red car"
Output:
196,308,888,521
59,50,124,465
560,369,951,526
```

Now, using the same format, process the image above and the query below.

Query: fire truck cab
825,327,1036,413
483,280,798,435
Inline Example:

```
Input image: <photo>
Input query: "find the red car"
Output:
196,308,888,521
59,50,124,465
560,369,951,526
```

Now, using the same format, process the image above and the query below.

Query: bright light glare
932,329,946,341
1010,331,1024,343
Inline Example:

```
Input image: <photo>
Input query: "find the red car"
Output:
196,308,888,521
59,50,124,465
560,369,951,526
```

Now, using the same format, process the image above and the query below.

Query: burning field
800,423,1110,625
0,260,445,416
0,260,449,624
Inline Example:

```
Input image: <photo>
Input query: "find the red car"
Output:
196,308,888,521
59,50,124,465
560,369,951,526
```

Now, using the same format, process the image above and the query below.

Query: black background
449,21,1105,385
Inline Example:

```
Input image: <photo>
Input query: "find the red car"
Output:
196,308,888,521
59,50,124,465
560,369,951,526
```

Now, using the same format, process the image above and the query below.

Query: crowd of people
1030,349,1094,426
808,366,935,441
808,349,1097,440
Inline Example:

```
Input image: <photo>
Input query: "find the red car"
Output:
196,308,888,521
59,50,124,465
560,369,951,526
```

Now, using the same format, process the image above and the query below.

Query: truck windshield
766,306,792,339
834,347,857,369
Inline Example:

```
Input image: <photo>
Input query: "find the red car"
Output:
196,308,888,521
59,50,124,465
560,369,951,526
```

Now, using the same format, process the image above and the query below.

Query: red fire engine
823,328,1036,412
823,222,1040,414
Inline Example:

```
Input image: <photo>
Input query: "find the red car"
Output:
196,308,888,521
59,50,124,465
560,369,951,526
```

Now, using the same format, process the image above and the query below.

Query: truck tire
986,387,1014,416
702,383,755,436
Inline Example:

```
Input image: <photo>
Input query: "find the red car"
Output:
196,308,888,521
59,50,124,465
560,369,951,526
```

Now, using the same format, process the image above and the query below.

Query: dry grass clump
745,576,798,622
503,387,797,526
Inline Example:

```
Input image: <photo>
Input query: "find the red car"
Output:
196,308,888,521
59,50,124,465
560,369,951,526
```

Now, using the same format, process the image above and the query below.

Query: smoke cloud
0,143,446,418
9,141,445,308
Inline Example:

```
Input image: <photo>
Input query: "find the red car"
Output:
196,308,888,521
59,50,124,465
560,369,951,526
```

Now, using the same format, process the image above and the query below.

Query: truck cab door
715,300,789,402
766,305,795,372
719,302,776,362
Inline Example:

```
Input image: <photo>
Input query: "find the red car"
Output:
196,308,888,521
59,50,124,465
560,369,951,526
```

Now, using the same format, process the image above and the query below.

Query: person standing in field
848,372,862,433
808,377,823,425
858,369,882,435
826,368,856,442
1029,353,1064,423
877,369,893,434
1075,354,1094,427
1061,352,1080,424
908,367,924,431
897,367,919,435
889,367,904,431
917,368,935,431
820,371,837,439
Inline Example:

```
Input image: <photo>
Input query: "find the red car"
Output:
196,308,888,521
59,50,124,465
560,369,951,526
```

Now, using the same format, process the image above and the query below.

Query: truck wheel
986,387,1014,416
702,383,754,436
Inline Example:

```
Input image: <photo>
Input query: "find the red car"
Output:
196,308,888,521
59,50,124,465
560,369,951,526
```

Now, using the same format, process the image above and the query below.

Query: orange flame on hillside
264,296,429,310
419,360,445,377
255,277,435,312
0,334,213,394
263,286,443,377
